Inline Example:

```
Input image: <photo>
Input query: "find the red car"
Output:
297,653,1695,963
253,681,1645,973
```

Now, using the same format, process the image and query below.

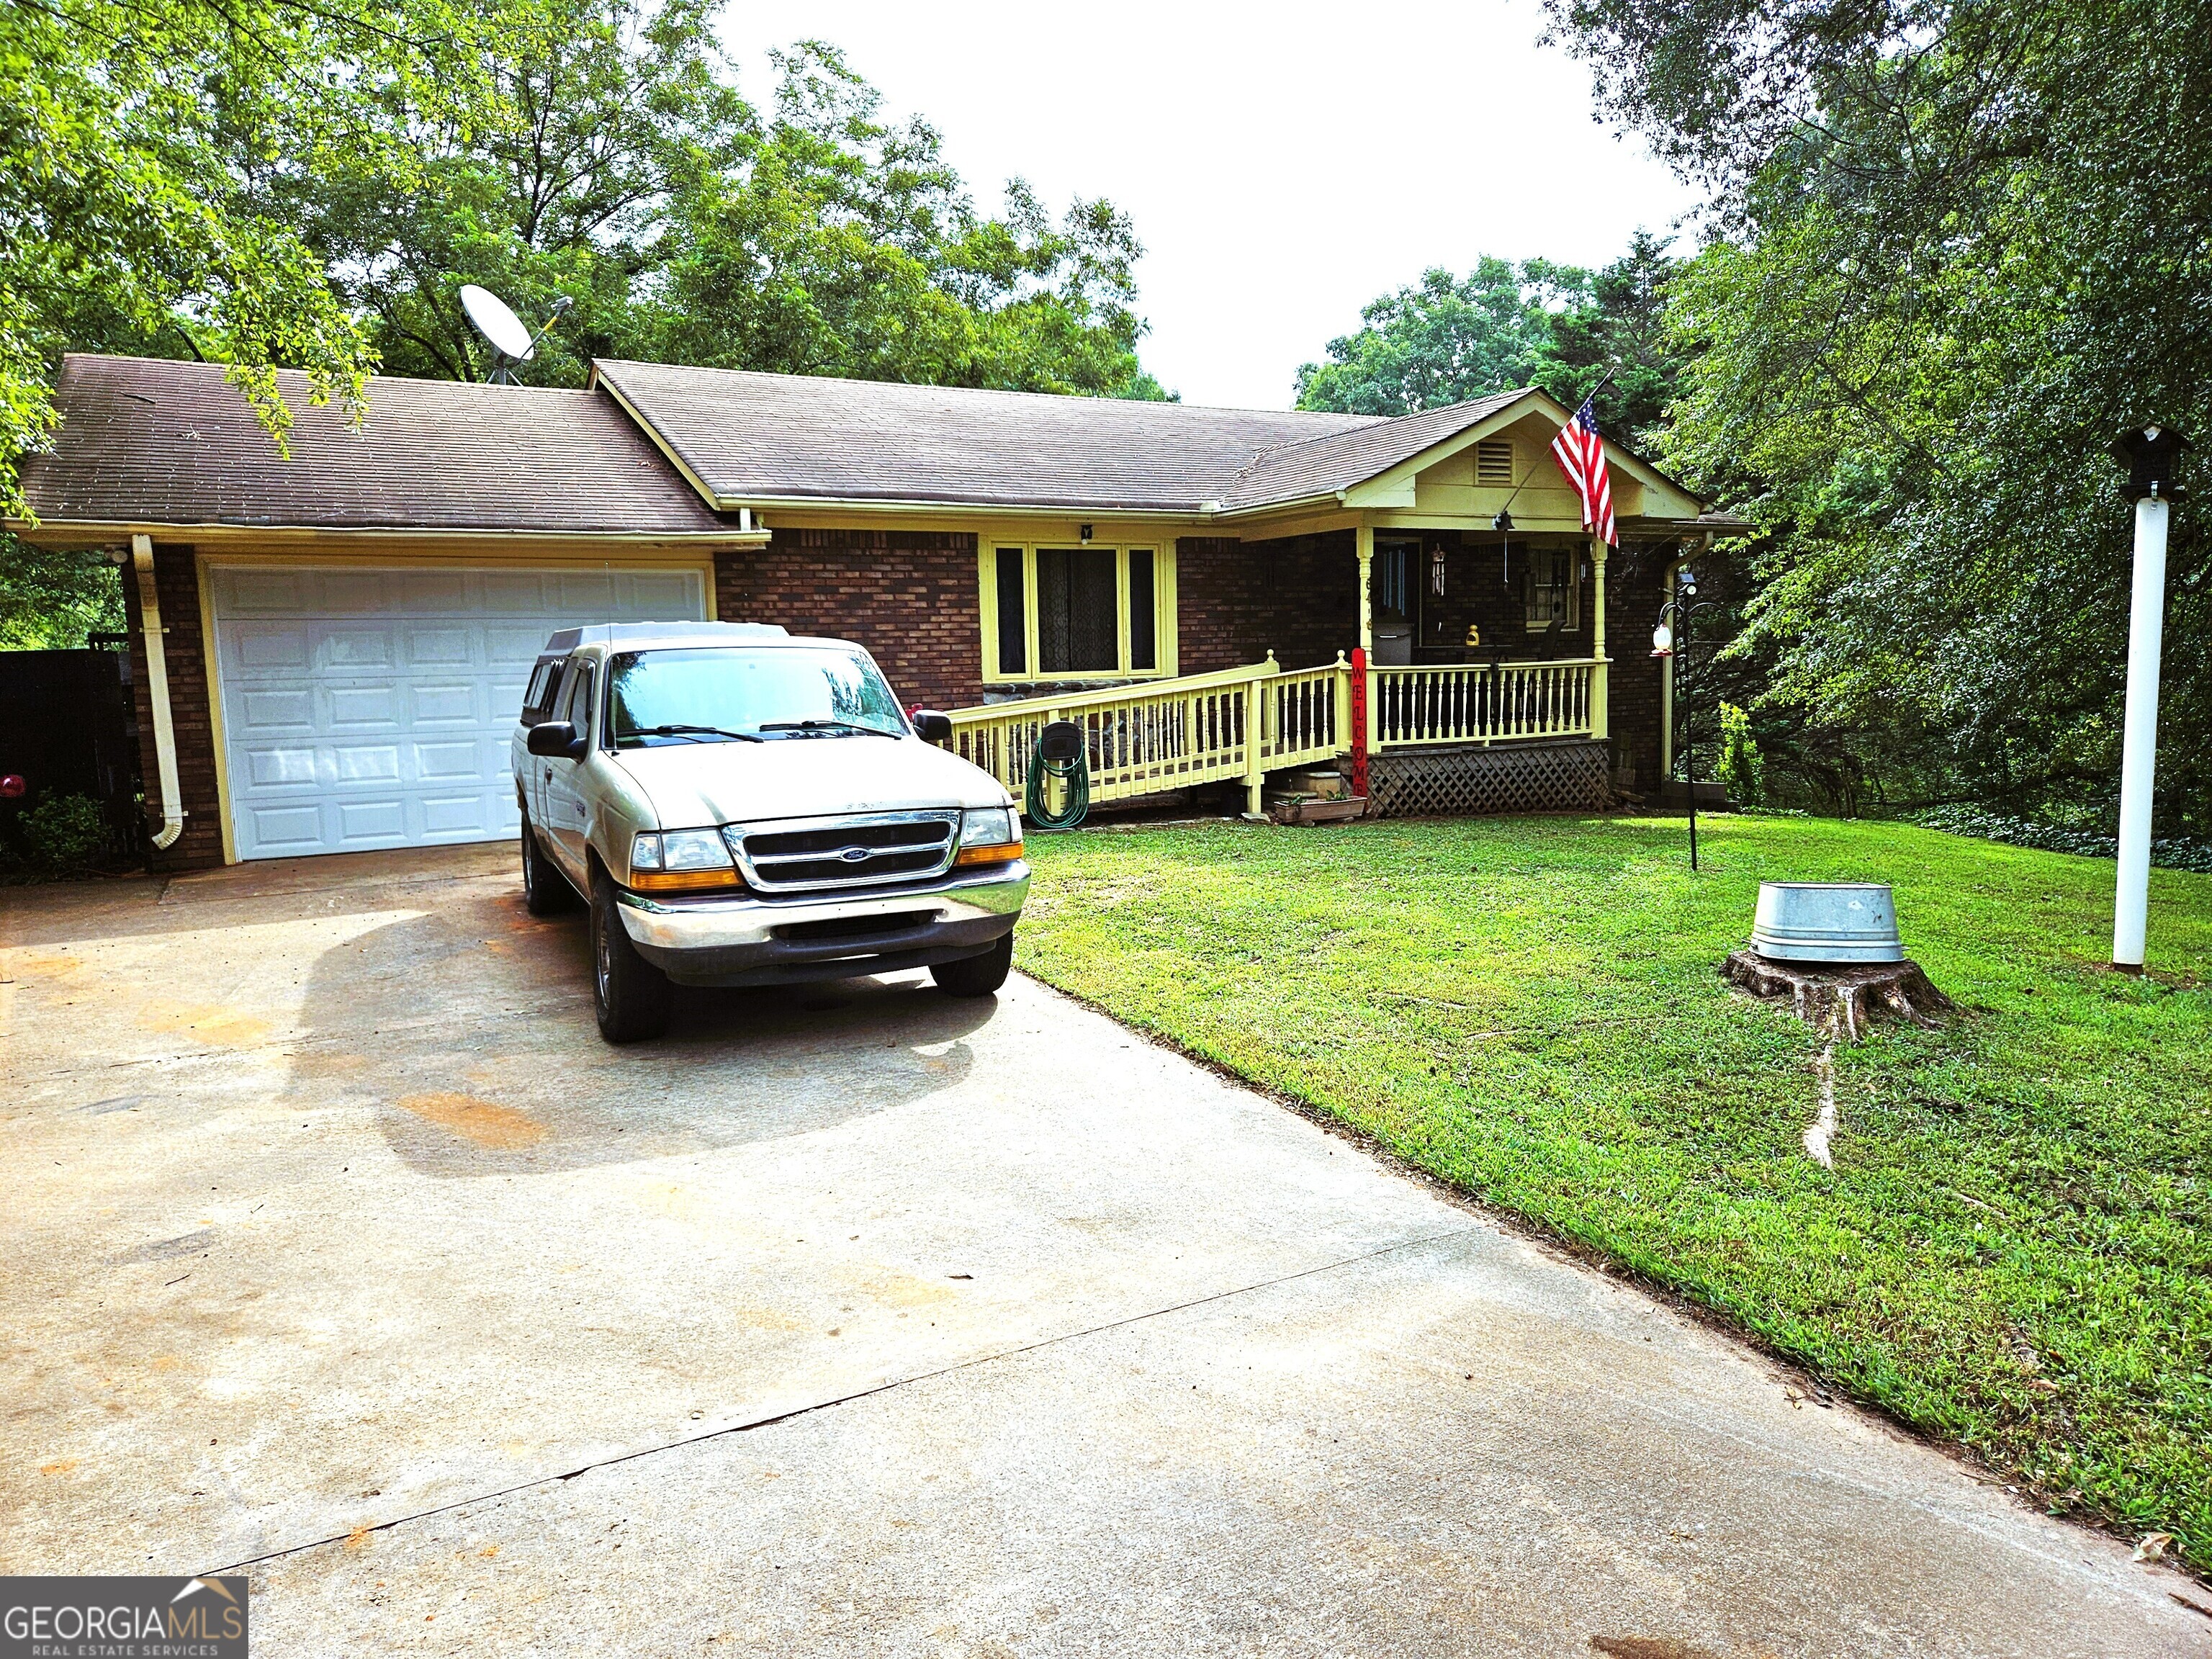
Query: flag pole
2108,426,2188,972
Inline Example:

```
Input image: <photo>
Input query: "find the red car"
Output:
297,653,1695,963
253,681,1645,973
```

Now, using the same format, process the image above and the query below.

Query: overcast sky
717,1,1701,411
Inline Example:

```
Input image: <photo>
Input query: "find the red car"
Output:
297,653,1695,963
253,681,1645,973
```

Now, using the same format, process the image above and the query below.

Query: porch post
1354,523,1376,755
1242,655,1269,819
1588,535,1610,740
1354,523,1375,655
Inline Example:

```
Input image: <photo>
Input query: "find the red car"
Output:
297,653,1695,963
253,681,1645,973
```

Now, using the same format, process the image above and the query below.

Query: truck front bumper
613,861,1029,988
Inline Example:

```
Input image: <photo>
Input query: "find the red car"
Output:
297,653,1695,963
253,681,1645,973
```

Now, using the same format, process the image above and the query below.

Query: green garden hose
1025,721,1090,830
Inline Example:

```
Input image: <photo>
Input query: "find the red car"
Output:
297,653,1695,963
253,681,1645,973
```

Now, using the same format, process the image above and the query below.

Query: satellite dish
461,285,534,363
459,284,571,385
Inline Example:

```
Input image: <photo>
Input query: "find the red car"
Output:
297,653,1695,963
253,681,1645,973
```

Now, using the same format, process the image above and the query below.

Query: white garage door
211,564,706,860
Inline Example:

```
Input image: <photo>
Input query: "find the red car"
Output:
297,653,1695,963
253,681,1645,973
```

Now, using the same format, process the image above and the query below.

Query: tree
1,4,1168,639
0,0,523,642
0,0,516,515
1533,230,1681,444
649,45,1158,396
0,536,122,649
292,29,1165,398
1295,258,1585,416
1544,0,2212,827
1294,238,1685,441
292,0,751,387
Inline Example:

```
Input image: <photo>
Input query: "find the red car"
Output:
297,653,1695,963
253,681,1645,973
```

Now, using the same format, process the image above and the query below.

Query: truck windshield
606,647,908,747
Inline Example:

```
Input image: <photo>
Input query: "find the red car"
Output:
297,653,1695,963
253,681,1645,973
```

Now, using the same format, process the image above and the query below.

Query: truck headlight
630,829,743,892
955,805,1023,866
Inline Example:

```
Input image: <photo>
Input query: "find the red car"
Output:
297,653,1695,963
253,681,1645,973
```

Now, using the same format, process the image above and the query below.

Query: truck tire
521,808,577,916
591,868,672,1042
931,932,1013,998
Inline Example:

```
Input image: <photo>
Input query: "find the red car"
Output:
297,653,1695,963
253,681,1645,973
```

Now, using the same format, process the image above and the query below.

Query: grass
1015,811,2212,1570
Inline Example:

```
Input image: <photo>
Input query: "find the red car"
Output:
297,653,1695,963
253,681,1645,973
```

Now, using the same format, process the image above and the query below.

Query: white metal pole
2112,494,2170,971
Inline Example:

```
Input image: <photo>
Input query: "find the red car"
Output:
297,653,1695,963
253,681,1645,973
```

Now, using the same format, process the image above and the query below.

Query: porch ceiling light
1492,510,1514,532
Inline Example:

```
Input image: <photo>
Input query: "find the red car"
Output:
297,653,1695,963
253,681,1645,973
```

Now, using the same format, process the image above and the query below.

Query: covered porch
943,389,1714,817
944,524,1633,819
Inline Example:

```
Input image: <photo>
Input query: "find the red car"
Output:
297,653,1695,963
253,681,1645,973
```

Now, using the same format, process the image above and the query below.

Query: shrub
1718,701,1763,804
1,791,115,878
1912,804,2212,874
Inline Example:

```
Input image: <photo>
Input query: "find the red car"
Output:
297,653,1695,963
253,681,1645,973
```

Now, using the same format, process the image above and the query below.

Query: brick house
11,354,1724,869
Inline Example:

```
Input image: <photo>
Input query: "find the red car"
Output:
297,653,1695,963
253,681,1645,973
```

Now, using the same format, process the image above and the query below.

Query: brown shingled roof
1219,389,1530,510
16,354,734,535
593,359,1390,512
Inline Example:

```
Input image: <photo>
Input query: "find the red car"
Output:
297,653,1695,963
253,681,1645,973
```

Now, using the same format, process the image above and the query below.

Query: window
559,659,596,743
1037,548,1118,673
1475,439,1514,485
605,647,906,746
1128,550,1156,671
994,549,1027,675
519,660,561,723
983,544,1172,681
1524,547,1581,631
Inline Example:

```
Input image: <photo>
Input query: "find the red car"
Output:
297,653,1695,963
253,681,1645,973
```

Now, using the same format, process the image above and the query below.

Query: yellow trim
194,554,238,863
197,548,715,579
1521,544,1585,633
1334,390,1703,518
593,377,727,511
7,519,765,555
978,541,1177,686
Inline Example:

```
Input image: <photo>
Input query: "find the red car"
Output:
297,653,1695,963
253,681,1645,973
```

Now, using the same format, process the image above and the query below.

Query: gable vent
1475,439,1514,485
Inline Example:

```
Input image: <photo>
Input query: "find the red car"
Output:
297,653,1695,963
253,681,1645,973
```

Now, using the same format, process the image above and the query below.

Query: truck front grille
726,811,960,894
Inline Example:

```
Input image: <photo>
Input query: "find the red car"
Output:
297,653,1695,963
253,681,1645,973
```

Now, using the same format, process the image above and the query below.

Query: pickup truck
512,621,1028,1043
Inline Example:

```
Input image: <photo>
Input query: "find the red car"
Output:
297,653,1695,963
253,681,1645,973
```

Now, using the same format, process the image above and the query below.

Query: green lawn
1015,812,2212,1568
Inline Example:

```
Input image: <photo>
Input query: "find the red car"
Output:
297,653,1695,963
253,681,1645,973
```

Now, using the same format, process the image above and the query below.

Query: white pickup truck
513,621,1028,1042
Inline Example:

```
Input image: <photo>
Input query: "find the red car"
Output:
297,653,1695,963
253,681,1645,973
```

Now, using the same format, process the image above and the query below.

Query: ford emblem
837,845,873,863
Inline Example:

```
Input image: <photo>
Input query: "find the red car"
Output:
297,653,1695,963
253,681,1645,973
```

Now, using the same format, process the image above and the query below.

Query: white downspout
131,534,186,850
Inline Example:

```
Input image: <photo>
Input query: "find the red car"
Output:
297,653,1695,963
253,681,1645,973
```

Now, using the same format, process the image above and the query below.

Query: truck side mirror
526,721,585,760
910,711,953,744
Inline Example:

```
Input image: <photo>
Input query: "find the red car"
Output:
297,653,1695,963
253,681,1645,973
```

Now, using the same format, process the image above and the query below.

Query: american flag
1550,394,1617,547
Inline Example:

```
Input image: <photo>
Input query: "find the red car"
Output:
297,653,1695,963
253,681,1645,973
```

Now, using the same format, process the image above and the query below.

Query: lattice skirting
1365,739,1612,819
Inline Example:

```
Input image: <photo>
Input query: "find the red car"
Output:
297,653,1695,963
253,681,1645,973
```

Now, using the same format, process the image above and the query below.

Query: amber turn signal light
953,838,1022,867
629,867,746,894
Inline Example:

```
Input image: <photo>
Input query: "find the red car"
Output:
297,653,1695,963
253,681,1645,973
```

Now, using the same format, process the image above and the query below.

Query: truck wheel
931,933,1013,998
590,869,672,1042
521,809,575,916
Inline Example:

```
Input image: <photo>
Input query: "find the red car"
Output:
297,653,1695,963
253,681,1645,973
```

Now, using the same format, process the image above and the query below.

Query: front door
1372,537,1419,665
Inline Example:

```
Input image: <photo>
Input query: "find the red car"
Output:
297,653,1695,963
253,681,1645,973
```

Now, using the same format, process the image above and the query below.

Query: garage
211,563,707,859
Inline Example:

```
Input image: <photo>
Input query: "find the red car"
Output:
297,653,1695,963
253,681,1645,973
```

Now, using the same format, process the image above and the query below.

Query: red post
1349,645,1370,802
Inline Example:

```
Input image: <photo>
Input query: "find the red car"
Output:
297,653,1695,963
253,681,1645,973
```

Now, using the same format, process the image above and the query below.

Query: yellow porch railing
1372,659,1601,747
945,657,1283,809
945,652,1604,811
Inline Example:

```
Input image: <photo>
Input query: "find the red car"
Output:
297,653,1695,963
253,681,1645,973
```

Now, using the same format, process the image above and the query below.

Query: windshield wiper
755,719,899,738
625,724,765,745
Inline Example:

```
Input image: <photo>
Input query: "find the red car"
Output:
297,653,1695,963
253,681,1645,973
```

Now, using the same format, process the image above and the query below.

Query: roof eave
3,516,768,549
711,492,1221,521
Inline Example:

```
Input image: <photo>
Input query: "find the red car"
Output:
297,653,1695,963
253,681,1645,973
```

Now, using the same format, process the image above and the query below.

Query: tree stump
1721,949,1953,1041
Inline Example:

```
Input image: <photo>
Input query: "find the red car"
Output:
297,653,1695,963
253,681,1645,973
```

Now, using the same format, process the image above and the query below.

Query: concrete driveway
2,844,2202,1656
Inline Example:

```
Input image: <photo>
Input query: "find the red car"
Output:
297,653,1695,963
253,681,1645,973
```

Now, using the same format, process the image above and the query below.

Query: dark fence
0,643,143,860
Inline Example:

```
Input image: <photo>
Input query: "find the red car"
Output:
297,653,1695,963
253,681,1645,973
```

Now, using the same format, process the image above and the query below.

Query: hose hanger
1025,719,1089,830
